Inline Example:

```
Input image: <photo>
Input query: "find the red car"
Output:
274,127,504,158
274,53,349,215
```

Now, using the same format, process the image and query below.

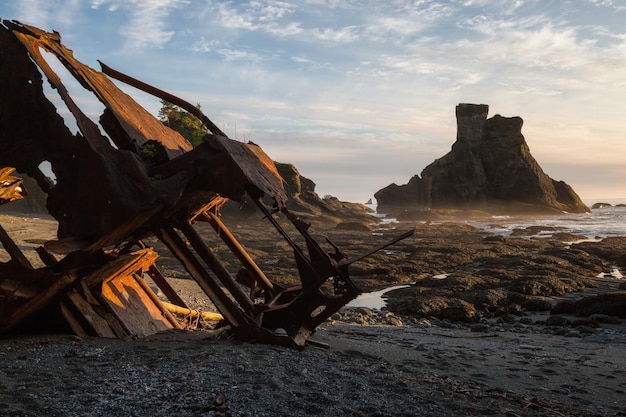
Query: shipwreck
0,20,412,349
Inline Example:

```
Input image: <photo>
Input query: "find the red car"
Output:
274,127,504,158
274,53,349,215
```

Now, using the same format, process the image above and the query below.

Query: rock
591,202,612,209
589,314,621,324
545,315,570,326
396,209,442,221
521,299,553,312
384,312,403,326
483,235,507,243
575,292,626,318
220,161,376,225
435,300,478,323
355,307,374,317
552,300,576,315
509,277,569,297
375,104,589,216
470,323,489,332
571,319,599,328
335,221,371,231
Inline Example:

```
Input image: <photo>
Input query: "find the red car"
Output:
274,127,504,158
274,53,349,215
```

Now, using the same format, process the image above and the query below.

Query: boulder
575,292,626,318
375,104,590,216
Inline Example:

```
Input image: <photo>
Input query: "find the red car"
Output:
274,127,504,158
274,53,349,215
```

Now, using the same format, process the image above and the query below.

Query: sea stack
375,103,590,215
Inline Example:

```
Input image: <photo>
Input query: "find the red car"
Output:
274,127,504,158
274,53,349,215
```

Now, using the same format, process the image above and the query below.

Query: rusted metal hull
0,19,412,349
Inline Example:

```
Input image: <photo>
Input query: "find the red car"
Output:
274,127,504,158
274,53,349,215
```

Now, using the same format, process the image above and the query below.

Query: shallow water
347,284,410,310
459,203,626,240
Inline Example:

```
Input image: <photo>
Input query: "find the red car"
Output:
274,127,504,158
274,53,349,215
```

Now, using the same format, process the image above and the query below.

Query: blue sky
2,1,626,204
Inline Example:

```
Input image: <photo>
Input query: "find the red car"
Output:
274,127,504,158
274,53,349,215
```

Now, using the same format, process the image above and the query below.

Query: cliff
375,104,589,216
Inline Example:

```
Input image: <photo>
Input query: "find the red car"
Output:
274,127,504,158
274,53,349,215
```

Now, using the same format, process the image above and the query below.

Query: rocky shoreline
1,212,626,416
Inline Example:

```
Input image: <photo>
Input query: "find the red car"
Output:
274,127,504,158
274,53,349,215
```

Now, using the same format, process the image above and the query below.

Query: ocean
467,201,626,240
369,200,626,240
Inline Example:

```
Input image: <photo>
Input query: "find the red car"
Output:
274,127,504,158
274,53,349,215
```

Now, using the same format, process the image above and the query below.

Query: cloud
91,0,188,49
587,0,626,12
217,48,263,62
190,37,219,53
212,1,302,37
8,0,82,31
313,25,359,42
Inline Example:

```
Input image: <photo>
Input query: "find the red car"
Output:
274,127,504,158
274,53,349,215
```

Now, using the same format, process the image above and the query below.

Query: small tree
158,100,208,148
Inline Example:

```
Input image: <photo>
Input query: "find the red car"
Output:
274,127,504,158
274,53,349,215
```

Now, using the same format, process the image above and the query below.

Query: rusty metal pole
202,210,276,295
155,223,254,327
178,220,259,315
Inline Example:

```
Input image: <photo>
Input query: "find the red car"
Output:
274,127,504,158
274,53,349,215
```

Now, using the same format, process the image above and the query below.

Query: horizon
1,1,625,204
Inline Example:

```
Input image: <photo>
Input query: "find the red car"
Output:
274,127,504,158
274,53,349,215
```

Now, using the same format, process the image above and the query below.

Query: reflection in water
347,284,411,310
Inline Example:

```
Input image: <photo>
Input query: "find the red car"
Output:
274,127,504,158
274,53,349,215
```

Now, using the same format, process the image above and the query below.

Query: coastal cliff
375,104,590,216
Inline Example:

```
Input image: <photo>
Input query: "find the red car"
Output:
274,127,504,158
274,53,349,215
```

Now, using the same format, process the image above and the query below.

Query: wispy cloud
216,48,263,62
212,1,302,37
9,0,82,32
587,0,626,12
313,25,359,42
190,37,219,53
91,0,188,49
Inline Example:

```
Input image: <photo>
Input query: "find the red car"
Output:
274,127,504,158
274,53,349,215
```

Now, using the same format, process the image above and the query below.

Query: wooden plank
0,271,78,334
99,273,173,338
60,301,89,338
79,280,101,306
83,205,163,255
131,273,182,330
101,311,129,339
35,246,57,266
66,290,117,338
179,220,257,313
83,248,159,288
144,264,187,308
0,224,33,269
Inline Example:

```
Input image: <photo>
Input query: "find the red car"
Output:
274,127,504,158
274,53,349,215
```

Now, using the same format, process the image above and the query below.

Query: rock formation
375,104,590,216
222,161,375,226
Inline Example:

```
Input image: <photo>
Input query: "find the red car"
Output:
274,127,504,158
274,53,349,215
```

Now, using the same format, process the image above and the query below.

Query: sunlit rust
0,19,413,348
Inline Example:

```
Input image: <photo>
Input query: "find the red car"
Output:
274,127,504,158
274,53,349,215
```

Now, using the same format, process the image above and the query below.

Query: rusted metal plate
12,21,194,160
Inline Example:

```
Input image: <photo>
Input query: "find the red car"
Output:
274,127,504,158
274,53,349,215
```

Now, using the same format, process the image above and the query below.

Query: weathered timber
162,302,224,322
0,19,413,348
0,224,33,270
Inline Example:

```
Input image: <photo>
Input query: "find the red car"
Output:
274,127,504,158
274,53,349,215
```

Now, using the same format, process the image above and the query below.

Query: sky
1,0,625,204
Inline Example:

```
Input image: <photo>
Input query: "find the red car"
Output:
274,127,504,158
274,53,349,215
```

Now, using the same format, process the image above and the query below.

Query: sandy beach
1,311,625,417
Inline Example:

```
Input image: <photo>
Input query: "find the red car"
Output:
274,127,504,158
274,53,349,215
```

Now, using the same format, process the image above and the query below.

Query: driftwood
0,19,412,349
162,302,224,322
